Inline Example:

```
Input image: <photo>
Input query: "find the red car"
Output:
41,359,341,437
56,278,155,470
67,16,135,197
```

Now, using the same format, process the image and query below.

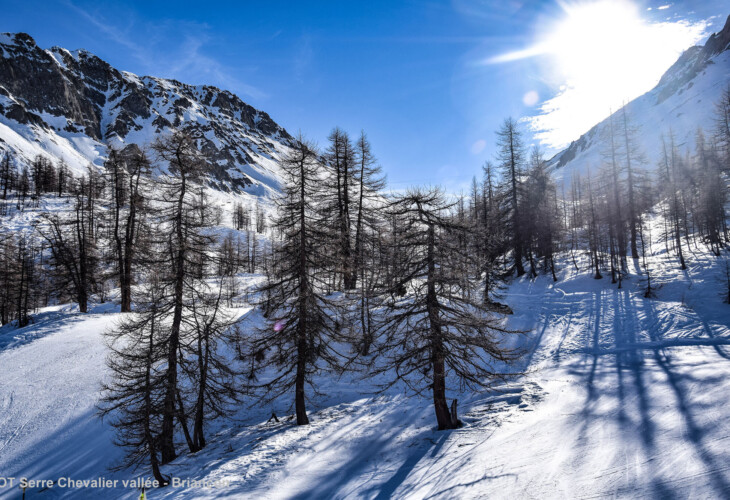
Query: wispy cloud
163,30,267,100
293,34,313,83
63,0,144,55
62,0,266,100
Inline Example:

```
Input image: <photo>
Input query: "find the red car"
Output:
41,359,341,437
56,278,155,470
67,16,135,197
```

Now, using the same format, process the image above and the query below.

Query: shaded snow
0,304,124,497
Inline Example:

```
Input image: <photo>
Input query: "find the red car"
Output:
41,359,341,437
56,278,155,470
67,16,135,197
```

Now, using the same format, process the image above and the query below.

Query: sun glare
489,0,708,150
548,1,645,82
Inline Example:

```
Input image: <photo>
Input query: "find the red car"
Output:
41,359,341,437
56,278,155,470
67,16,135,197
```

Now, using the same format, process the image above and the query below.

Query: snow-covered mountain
549,15,730,182
0,32,293,195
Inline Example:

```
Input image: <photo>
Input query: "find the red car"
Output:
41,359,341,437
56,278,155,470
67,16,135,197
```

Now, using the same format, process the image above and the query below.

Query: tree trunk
296,154,310,426
427,224,458,430
144,318,168,486
431,347,454,430
176,387,196,453
510,163,525,277
161,171,187,464
76,202,89,314
120,176,138,313
192,331,209,451
675,214,687,270
295,330,309,425
622,109,639,260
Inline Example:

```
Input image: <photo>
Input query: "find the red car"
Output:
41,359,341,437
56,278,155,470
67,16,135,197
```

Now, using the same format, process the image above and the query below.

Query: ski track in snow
1,210,730,499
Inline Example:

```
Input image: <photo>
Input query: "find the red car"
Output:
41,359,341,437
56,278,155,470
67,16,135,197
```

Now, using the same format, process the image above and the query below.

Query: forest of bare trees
1,89,729,484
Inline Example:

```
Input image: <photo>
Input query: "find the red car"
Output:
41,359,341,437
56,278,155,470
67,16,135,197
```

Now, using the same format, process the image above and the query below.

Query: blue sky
2,0,727,189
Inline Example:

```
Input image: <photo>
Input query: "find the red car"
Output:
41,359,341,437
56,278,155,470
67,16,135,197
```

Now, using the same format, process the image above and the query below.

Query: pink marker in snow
273,320,285,332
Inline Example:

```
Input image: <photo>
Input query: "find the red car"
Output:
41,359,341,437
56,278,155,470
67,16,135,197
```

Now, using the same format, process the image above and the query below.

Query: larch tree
99,273,170,486
715,85,730,171
659,133,688,270
104,146,150,312
251,135,346,426
325,127,357,290
352,131,386,354
601,111,628,275
496,117,526,277
37,186,98,313
479,161,510,307
373,188,523,430
620,107,646,260
151,131,209,463
694,129,727,254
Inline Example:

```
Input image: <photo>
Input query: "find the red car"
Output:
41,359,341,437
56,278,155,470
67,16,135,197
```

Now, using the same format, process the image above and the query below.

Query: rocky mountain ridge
0,32,293,194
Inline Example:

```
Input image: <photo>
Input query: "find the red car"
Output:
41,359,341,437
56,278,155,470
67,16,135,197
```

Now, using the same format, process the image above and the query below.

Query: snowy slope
1,206,730,499
151,213,730,499
549,15,730,184
0,304,124,491
0,33,293,196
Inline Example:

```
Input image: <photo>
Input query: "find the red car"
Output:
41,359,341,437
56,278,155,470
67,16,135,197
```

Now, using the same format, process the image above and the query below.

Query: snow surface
0,303,124,492
1,208,730,499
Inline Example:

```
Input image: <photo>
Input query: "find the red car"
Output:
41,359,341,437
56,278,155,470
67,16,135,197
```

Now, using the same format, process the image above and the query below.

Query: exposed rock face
0,32,293,193
655,15,730,105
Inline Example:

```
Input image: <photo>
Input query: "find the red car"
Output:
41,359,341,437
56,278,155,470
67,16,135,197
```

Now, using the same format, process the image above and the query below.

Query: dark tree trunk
510,163,525,277
295,331,309,425
622,109,639,260
675,215,687,270
427,224,458,430
192,331,209,451
76,202,89,314
176,387,195,453
144,321,168,486
120,165,139,313
296,154,310,426
342,155,356,290
161,170,187,464
431,344,454,430
593,248,602,280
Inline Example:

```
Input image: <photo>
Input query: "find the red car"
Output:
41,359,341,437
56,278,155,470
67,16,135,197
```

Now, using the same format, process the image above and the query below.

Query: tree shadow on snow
285,423,450,500
569,288,730,498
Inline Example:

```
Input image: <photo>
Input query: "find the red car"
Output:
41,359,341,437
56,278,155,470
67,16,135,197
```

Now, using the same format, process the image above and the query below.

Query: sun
487,0,708,149
546,1,645,83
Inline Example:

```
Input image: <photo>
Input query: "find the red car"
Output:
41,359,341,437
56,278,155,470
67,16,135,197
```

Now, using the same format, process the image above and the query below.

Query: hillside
1,205,729,499
549,15,730,183
0,32,293,195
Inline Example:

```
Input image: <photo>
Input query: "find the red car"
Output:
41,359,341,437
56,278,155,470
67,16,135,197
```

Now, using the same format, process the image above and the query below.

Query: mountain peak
0,32,36,48
655,15,730,96
0,32,293,194
705,14,730,56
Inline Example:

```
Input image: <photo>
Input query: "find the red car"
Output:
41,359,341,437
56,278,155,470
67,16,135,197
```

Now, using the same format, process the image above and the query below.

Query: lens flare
522,90,539,107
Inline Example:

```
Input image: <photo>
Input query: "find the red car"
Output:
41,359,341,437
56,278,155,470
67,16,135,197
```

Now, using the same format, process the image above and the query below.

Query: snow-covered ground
1,210,730,499
0,303,124,493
